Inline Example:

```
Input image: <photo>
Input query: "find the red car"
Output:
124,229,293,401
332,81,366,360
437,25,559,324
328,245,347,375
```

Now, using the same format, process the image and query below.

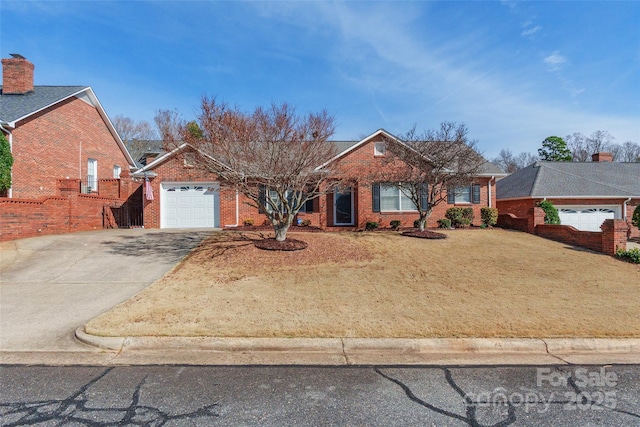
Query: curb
76,328,640,356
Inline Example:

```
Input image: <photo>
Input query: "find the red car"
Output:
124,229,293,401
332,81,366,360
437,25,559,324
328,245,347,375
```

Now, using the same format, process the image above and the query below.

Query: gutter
488,176,495,208
623,197,632,221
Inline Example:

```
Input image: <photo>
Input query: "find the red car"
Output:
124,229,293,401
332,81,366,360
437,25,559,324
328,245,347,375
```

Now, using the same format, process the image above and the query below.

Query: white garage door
161,183,220,228
557,206,619,232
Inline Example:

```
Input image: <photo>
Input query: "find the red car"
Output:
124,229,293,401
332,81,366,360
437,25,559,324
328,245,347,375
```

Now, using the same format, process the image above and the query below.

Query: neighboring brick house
134,129,505,230
0,54,136,199
496,153,640,238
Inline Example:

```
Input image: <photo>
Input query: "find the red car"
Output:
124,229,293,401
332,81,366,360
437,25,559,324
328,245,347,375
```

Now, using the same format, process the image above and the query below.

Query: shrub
365,221,379,231
243,218,254,226
445,207,474,227
537,200,560,225
616,248,640,264
437,218,451,229
480,207,498,226
301,219,312,227
390,220,401,230
632,205,640,230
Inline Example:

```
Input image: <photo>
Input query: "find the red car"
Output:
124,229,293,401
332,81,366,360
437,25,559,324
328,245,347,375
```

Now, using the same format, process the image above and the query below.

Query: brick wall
10,96,131,198
535,224,604,253
0,177,139,242
498,206,628,255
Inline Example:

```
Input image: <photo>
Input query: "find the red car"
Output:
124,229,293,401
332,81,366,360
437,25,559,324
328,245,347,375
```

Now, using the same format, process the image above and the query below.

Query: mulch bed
254,238,309,251
230,225,323,232
401,230,447,239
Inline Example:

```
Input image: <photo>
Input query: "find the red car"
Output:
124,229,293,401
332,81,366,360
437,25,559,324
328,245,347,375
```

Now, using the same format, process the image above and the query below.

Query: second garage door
557,206,619,232
161,183,220,228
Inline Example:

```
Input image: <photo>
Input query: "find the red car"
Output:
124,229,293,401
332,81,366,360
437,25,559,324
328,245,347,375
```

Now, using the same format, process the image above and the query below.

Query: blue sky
2,1,639,157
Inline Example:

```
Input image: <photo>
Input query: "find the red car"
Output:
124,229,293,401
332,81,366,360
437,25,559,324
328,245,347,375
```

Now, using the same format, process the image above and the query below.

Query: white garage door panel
558,206,619,232
161,183,220,228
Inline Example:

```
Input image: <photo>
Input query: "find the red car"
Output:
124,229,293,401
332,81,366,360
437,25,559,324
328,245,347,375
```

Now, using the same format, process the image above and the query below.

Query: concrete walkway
2,229,639,366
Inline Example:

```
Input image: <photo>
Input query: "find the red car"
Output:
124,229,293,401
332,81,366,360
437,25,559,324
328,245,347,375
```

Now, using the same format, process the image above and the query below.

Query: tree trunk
273,219,292,242
418,210,432,232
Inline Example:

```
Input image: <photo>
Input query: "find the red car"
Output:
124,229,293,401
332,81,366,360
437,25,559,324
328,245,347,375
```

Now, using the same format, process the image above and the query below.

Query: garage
161,183,220,228
557,206,619,232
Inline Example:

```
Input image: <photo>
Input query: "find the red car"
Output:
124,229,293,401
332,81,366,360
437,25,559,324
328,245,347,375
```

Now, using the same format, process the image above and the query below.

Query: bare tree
378,122,486,231
112,115,157,163
611,141,640,162
514,151,539,169
169,97,339,242
586,130,614,155
566,132,589,161
492,149,538,173
154,109,185,145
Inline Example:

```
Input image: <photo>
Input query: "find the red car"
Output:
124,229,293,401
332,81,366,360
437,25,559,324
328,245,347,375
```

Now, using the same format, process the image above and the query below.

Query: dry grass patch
86,229,640,338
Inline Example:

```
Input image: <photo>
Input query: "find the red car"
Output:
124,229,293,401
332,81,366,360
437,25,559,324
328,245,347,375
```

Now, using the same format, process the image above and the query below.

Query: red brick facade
8,96,132,199
141,134,499,230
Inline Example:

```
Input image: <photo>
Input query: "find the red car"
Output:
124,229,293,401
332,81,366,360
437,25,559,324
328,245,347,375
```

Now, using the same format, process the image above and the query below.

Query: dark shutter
304,198,314,213
372,184,380,212
447,187,455,204
472,184,480,204
258,185,267,214
420,183,429,210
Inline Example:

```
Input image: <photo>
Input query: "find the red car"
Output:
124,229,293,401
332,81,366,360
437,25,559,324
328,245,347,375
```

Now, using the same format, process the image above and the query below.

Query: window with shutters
448,185,481,204
373,183,418,212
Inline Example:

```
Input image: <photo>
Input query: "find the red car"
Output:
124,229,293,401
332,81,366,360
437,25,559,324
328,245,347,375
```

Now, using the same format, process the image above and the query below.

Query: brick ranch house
133,129,506,230
0,55,136,197
0,55,138,240
496,153,640,240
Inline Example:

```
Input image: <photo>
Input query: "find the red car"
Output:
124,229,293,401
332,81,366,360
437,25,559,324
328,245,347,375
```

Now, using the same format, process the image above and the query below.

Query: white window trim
452,186,471,204
374,141,386,156
87,158,98,192
113,165,121,178
380,184,418,212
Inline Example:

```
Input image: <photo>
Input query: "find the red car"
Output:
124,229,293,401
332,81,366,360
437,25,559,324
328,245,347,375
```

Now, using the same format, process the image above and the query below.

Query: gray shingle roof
0,86,88,123
497,161,640,199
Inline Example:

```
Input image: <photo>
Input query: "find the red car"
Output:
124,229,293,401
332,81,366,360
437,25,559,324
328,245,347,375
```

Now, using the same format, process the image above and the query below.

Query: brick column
528,206,545,234
58,179,80,231
601,219,628,255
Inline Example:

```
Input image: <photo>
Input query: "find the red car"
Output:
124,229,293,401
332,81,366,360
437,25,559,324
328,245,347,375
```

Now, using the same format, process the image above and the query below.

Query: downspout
488,176,495,208
0,123,13,198
623,197,631,221
224,189,239,227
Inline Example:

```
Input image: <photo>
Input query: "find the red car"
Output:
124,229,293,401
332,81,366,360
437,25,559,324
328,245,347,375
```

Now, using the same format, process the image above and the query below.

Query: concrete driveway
0,229,212,353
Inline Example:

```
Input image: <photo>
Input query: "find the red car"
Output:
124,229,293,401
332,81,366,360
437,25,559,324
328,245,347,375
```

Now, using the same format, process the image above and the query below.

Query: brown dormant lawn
86,229,640,338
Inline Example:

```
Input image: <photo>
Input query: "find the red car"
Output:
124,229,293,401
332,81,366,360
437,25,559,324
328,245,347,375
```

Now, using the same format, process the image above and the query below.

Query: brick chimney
591,152,613,162
1,54,35,94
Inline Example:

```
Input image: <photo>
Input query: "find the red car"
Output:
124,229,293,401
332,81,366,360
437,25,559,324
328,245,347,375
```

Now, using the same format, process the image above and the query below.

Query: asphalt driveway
0,229,212,353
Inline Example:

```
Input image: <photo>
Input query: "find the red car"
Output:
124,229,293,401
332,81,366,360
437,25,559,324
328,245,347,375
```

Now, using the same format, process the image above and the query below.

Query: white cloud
521,25,541,37
544,51,567,71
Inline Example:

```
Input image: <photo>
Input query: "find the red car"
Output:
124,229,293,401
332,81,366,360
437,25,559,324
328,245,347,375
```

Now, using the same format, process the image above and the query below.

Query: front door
334,187,354,225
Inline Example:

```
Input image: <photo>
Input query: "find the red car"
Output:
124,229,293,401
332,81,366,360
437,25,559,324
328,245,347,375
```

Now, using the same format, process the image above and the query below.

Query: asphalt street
2,365,639,426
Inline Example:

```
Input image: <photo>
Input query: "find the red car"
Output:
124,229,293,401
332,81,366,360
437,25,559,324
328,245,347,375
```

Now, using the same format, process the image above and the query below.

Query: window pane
380,185,399,211
454,187,470,203
399,188,416,210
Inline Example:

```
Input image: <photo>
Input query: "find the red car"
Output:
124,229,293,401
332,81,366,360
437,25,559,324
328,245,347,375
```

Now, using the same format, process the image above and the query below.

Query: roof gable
0,85,136,167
